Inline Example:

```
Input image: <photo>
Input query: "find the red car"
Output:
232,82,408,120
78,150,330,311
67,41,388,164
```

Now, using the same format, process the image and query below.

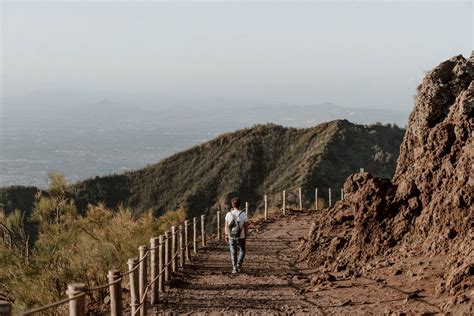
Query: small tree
27,172,79,302
32,172,76,229
0,209,29,261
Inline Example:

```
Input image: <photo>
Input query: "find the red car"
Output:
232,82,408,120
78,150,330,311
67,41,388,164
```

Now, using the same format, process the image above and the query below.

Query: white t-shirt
225,209,248,238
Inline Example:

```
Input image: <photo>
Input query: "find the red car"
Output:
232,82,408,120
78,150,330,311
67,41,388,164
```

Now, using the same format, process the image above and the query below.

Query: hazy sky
1,1,472,109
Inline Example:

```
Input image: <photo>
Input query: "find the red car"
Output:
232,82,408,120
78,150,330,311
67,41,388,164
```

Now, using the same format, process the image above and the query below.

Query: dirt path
151,210,459,315
152,211,314,314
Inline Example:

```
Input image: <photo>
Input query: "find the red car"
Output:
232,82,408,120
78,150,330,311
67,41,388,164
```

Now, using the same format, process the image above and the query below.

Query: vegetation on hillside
1,120,405,222
0,173,185,312
73,120,404,217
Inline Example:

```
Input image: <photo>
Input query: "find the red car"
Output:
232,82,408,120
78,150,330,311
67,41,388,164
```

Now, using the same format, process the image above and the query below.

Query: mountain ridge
1,120,405,221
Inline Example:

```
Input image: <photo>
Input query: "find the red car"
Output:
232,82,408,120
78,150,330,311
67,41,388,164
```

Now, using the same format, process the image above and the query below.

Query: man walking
225,197,248,274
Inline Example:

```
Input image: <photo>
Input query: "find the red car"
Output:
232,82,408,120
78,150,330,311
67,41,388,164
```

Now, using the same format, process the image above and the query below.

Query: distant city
1,90,409,188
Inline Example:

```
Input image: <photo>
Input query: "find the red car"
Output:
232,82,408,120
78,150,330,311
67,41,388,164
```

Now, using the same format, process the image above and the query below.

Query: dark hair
231,197,241,209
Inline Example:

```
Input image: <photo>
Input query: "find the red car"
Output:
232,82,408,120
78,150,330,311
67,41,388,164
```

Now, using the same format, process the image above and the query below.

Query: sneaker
231,267,237,274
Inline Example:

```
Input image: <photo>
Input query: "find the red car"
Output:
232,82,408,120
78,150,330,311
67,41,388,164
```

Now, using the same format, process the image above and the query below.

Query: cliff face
394,55,473,255
1,121,405,220
302,54,473,303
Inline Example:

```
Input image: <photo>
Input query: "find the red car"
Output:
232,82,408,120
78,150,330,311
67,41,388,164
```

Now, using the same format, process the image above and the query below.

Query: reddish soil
149,210,471,315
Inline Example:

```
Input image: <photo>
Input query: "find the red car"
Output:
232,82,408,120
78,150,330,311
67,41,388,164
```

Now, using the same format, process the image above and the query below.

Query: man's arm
224,216,229,241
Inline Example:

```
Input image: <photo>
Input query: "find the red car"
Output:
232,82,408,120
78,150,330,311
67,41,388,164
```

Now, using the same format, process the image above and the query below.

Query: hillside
1,92,408,189
71,120,404,218
302,54,473,311
1,120,404,220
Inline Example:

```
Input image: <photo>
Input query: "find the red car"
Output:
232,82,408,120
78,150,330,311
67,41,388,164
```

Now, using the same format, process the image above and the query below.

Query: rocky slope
302,54,473,311
1,121,404,221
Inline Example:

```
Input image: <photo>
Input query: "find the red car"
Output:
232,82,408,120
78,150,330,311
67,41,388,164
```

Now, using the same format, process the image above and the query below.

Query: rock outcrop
302,53,473,306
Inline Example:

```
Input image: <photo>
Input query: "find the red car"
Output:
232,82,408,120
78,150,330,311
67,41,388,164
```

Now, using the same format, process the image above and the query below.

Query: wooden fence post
67,283,86,316
0,301,11,316
179,225,184,268
158,235,164,293
341,188,344,201
282,190,286,215
184,220,190,261
171,226,176,273
329,188,332,207
128,258,139,316
201,215,206,247
315,187,318,210
108,270,122,316
216,211,221,240
264,195,268,220
193,217,197,254
139,245,148,316
150,237,159,304
164,232,170,282
298,187,302,211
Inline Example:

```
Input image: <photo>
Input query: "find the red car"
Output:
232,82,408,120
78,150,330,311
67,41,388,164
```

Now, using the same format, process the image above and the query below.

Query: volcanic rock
302,53,473,303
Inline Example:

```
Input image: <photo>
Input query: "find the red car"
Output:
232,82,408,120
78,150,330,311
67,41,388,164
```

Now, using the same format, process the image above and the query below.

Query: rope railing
132,248,182,316
20,293,86,315
119,260,140,277
15,182,351,316
87,277,122,292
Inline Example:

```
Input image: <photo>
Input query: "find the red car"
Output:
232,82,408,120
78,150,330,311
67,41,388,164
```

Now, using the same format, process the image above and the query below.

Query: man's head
231,197,241,209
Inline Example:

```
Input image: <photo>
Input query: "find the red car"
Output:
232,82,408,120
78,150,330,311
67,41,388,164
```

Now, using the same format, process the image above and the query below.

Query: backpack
228,210,243,238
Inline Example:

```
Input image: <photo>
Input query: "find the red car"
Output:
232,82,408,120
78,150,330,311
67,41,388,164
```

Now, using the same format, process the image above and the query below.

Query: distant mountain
1,91,409,188
0,120,405,220
2,90,409,127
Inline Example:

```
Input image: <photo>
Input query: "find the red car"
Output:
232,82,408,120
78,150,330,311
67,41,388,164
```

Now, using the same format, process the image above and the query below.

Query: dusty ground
150,210,472,315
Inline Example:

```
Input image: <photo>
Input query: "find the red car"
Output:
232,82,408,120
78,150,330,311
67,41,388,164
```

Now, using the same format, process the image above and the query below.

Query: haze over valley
1,90,408,188
2,1,470,188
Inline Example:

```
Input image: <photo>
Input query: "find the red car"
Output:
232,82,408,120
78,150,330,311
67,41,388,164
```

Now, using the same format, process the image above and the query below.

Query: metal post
128,259,139,316
150,237,159,304
282,190,286,215
264,195,268,220
341,188,344,201
139,245,148,316
158,235,164,293
298,187,302,211
164,231,170,282
245,202,249,215
315,187,318,210
184,220,190,261
216,211,221,240
193,217,197,254
108,270,122,316
67,283,86,316
329,188,332,207
0,301,12,316
171,226,176,273
201,215,206,247
179,224,184,267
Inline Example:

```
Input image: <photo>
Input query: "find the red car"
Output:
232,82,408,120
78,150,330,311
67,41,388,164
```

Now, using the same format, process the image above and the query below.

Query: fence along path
6,184,349,316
